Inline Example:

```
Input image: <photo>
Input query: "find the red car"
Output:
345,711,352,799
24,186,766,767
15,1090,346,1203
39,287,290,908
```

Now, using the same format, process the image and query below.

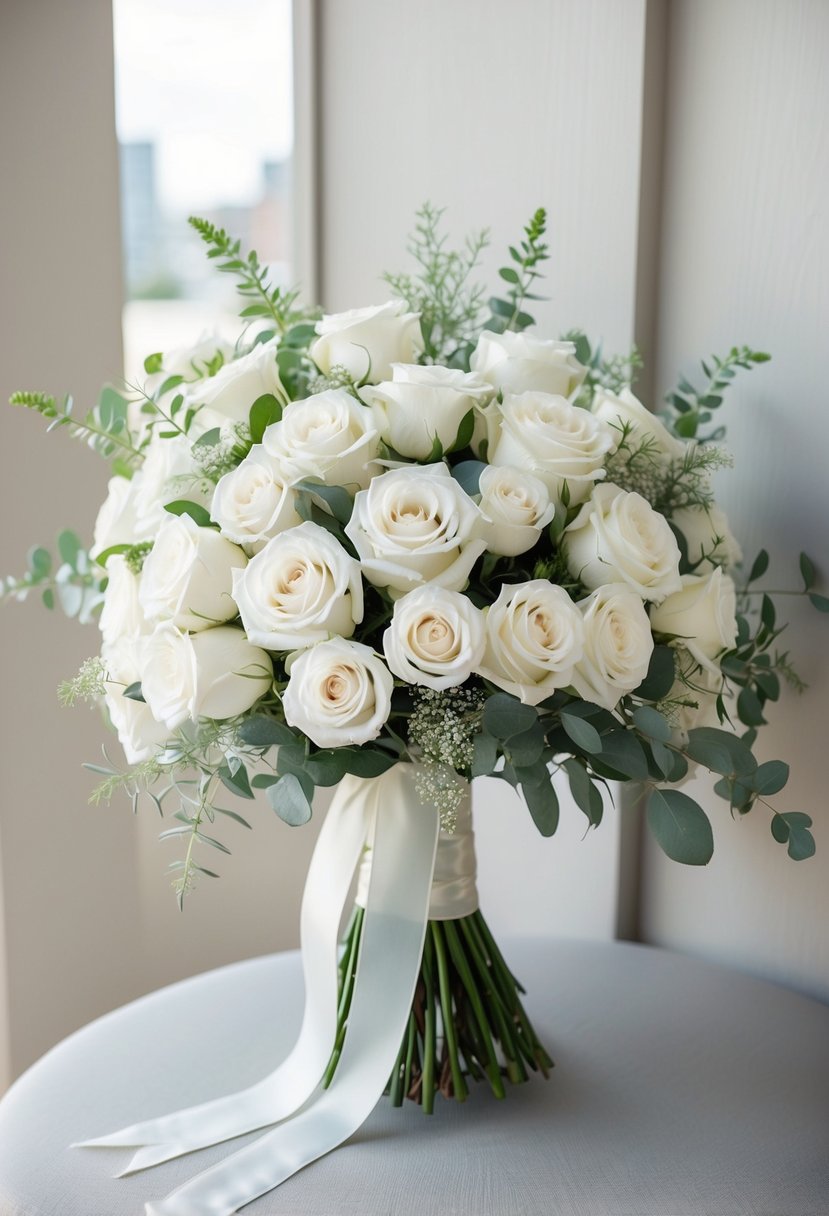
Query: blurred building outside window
113,0,294,379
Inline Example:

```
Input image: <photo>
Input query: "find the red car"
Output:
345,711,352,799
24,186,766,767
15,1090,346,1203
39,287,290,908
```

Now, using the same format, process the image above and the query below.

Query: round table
0,939,827,1215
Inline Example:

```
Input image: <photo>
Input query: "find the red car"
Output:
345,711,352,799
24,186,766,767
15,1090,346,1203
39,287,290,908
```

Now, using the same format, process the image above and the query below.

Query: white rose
98,555,149,647
488,392,615,504
263,388,380,491
282,637,393,748
232,520,363,651
310,301,423,385
360,363,491,460
139,514,246,632
478,579,585,705
141,624,272,730
187,337,283,426
91,476,142,559
670,504,743,572
132,434,209,539
565,483,682,602
592,386,685,461
211,446,301,550
470,331,586,398
570,584,655,710
383,586,485,690
476,465,555,557
345,463,486,595
102,637,169,765
649,568,738,674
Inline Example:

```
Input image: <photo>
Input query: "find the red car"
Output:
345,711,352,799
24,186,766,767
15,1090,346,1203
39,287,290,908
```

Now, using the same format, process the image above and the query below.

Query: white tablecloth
0,939,827,1215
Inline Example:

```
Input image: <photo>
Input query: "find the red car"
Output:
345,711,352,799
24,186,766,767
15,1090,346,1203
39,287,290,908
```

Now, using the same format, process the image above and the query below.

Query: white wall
317,0,664,941
639,0,829,1000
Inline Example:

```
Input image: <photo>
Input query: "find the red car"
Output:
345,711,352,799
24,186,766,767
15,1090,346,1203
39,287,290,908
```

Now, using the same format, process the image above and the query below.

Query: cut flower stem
324,905,553,1110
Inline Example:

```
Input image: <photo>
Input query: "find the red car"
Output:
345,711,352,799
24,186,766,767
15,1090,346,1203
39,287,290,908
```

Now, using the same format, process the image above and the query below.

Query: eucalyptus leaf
267,773,313,826
646,788,714,865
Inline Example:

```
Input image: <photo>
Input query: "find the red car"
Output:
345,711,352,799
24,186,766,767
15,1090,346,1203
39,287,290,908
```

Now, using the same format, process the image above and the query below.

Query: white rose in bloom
283,637,393,748
571,585,655,710
361,363,491,460
232,520,363,650
310,301,423,384
471,331,586,398
592,386,685,461
132,433,209,539
188,337,283,426
477,465,555,557
142,624,272,730
565,483,682,602
489,392,615,504
383,586,485,690
91,476,142,559
671,504,743,572
479,579,585,705
139,514,246,632
211,446,301,550
99,555,148,647
345,463,486,595
263,389,380,491
649,568,738,674
102,637,169,765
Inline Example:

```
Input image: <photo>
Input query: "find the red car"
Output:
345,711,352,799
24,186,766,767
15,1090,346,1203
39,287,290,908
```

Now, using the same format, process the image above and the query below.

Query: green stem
430,923,468,1102
421,931,437,1114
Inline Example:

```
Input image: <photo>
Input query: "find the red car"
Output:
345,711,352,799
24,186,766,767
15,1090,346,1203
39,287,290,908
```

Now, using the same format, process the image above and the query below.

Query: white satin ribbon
74,773,375,1171
356,781,478,920
144,764,440,1216
76,764,442,1216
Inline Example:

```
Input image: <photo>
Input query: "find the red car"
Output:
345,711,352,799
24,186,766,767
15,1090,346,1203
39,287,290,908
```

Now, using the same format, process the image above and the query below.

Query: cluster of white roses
94,300,740,766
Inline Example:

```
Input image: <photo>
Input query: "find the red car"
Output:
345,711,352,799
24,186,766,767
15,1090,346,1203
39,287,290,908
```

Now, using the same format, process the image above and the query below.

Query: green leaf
646,788,714,865
749,549,769,583
799,551,816,590
122,681,145,702
57,530,82,569
809,592,829,613
451,460,487,496
267,772,313,826
471,732,499,778
771,812,815,861
752,760,789,796
94,543,131,567
296,480,353,525
686,727,757,778
498,267,520,284
562,759,604,827
236,715,297,747
335,747,398,778
29,546,52,579
448,408,475,454
192,426,223,450
505,721,545,767
144,352,163,375
737,686,766,727
249,393,283,444
41,588,55,610
597,730,650,781
483,694,538,740
163,500,215,528
559,710,602,754
634,646,676,701
632,705,673,743
520,775,559,837
218,762,254,801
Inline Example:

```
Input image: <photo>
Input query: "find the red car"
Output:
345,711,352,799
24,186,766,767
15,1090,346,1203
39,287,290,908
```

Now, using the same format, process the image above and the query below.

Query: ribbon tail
74,775,372,1165
145,766,440,1216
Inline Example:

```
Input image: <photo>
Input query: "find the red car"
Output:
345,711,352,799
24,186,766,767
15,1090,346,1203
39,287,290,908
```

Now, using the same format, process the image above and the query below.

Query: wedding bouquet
4,205,824,1212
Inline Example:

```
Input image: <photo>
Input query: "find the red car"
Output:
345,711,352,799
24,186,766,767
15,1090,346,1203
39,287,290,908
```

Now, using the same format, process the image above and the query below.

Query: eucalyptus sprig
10,388,142,469
662,345,771,441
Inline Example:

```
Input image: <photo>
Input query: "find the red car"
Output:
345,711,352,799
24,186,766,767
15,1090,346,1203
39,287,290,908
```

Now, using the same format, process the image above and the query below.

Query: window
112,0,294,376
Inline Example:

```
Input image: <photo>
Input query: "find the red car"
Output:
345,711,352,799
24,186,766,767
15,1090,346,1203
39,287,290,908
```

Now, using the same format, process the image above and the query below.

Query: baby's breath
408,685,485,829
